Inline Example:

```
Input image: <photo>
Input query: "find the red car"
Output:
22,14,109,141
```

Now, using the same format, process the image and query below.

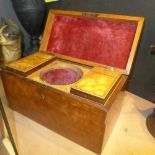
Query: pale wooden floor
0,76,155,155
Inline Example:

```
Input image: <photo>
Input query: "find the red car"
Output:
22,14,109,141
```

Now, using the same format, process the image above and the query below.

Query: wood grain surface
0,10,144,154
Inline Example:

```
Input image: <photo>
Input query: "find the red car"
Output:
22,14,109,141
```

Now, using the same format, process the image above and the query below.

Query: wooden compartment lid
5,52,55,76
40,10,144,75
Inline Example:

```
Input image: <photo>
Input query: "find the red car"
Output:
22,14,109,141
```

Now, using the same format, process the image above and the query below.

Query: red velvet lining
41,68,83,85
47,15,137,69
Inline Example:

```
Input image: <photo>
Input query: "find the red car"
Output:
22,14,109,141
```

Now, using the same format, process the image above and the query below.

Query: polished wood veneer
0,10,144,154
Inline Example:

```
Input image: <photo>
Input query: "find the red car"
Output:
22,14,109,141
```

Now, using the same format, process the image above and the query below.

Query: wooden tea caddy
0,10,144,154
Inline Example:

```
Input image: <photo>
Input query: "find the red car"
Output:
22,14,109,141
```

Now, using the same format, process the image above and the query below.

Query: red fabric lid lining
47,15,137,69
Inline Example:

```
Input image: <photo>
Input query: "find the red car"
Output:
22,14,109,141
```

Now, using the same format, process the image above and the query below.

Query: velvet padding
41,68,83,85
47,15,137,69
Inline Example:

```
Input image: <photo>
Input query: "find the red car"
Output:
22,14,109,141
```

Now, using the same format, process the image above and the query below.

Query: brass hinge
82,12,99,18
102,66,115,71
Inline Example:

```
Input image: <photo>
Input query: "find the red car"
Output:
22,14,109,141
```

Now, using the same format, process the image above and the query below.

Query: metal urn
11,0,46,52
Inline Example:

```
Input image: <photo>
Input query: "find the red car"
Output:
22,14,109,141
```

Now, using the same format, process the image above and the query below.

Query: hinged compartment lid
40,10,144,75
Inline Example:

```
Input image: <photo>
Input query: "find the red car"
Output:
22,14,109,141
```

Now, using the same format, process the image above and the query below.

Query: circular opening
40,65,83,85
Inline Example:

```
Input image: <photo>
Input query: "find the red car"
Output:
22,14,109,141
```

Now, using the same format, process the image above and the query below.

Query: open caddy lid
40,10,144,75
